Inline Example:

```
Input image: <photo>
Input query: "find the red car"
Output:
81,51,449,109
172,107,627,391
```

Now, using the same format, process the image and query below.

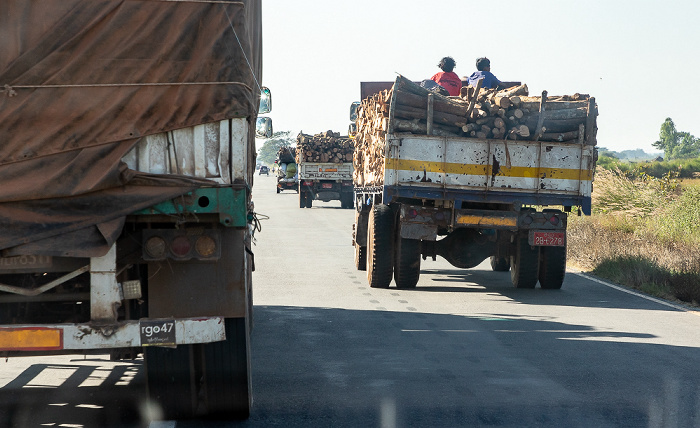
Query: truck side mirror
255,117,273,138
349,101,360,122
259,87,271,114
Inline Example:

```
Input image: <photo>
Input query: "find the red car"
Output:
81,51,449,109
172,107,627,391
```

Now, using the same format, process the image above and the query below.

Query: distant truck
0,1,268,420
275,146,299,193
297,131,355,209
352,76,597,290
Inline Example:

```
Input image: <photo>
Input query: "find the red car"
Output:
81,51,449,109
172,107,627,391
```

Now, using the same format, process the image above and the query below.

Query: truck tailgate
384,133,594,197
299,163,353,180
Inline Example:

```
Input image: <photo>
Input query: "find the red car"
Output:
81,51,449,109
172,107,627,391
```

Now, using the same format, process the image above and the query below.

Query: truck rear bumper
0,317,225,352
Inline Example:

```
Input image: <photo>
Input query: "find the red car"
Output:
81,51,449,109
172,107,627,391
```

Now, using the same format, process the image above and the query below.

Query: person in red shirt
430,56,462,96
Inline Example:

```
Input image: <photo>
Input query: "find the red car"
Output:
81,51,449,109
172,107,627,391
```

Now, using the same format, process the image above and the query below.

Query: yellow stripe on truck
385,158,593,181
456,214,517,227
0,327,63,351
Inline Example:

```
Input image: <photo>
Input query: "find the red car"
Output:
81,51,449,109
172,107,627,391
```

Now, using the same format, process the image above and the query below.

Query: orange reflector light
0,327,63,351
195,236,217,257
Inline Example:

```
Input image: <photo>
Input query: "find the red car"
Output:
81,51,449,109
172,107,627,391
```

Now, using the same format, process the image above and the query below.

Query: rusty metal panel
123,118,246,185
147,228,248,319
384,134,594,197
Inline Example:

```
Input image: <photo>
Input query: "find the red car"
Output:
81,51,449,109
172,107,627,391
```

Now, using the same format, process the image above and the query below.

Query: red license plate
529,231,565,247
322,183,333,189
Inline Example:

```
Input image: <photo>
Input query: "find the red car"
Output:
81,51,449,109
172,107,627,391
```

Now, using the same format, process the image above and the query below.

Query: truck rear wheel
490,256,510,272
299,191,307,208
341,193,354,209
305,193,313,208
355,243,367,271
367,204,394,288
145,344,196,420
394,236,421,288
200,317,251,419
145,317,251,420
510,236,539,289
538,244,567,289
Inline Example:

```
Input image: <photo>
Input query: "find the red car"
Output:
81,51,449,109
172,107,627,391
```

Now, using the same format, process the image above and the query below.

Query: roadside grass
567,167,700,306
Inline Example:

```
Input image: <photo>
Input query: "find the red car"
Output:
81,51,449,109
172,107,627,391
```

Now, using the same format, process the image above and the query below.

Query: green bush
650,186,700,245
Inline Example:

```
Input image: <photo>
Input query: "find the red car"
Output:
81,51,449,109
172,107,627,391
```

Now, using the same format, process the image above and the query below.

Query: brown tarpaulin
0,0,262,256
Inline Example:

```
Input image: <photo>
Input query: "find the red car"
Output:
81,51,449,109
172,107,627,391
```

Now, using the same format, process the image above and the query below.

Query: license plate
322,183,333,189
529,231,565,247
140,320,176,346
0,255,53,270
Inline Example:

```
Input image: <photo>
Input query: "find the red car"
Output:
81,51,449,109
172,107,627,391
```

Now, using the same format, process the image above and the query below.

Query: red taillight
549,216,560,225
171,236,191,257
408,209,418,218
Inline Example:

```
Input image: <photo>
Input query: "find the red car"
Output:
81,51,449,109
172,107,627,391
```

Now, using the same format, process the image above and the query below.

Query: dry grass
567,167,700,306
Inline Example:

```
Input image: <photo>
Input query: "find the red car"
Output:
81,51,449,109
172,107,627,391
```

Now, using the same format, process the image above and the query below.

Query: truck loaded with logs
275,146,299,193
296,131,355,209
352,76,598,290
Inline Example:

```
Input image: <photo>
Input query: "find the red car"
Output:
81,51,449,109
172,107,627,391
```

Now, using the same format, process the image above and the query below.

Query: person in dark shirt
430,56,462,96
466,57,501,89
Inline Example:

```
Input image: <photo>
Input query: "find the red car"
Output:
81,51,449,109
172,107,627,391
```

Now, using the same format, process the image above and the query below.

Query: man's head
476,57,490,71
438,57,456,72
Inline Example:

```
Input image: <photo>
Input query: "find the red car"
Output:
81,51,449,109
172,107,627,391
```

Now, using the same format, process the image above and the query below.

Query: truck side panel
123,118,251,184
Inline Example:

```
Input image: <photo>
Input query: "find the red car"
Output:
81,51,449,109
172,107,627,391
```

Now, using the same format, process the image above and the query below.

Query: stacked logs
459,83,597,144
353,75,598,186
276,146,296,164
296,130,354,163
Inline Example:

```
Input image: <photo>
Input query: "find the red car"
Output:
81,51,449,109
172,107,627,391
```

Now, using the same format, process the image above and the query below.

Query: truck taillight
143,230,221,261
145,236,167,259
408,209,418,218
195,235,217,257
549,216,560,225
171,236,191,257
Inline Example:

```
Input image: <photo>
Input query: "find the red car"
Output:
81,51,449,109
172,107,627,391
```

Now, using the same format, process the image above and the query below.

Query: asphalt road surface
2,174,699,427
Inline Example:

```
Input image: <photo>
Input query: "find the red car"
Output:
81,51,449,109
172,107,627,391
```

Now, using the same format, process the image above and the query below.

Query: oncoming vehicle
259,165,269,175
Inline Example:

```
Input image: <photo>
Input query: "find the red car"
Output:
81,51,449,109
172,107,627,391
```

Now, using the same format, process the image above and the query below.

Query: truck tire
200,317,251,419
276,186,280,194
510,236,539,289
394,236,421,288
367,204,394,288
538,244,567,289
355,243,367,271
145,317,251,420
305,194,313,208
341,193,354,209
490,256,510,272
145,345,196,420
299,191,307,208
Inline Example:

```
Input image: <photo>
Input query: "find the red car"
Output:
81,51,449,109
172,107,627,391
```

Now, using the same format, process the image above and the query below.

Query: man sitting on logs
466,57,502,89
430,56,462,97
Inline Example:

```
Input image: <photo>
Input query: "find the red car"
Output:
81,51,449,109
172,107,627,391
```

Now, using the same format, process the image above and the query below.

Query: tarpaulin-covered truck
352,76,597,290
0,0,266,420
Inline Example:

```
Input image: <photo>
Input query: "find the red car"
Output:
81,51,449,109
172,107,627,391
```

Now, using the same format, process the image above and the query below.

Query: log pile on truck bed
296,130,354,163
276,146,296,163
353,75,598,185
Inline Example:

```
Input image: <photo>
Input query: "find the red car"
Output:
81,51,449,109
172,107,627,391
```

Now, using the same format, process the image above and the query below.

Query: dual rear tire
145,317,251,420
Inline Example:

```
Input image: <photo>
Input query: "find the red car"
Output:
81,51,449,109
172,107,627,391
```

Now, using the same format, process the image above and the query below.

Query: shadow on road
2,306,698,427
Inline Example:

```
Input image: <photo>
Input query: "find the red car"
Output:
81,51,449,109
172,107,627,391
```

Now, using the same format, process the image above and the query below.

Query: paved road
2,174,700,427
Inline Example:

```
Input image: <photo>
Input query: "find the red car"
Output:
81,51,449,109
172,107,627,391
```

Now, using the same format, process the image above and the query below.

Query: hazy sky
261,0,700,153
